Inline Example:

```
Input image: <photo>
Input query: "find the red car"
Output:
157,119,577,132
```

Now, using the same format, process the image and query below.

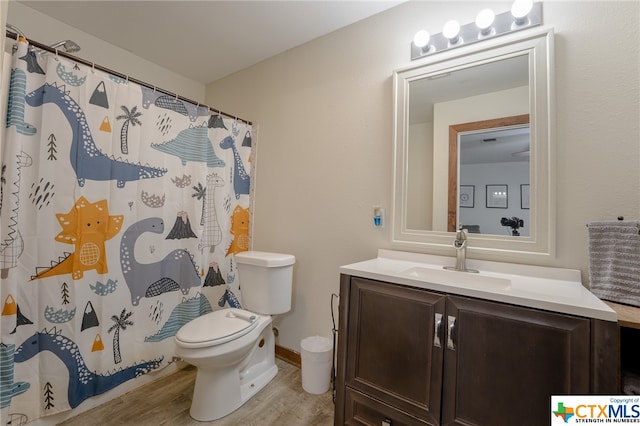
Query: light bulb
512,0,533,24
442,20,461,44
476,9,495,34
413,30,430,48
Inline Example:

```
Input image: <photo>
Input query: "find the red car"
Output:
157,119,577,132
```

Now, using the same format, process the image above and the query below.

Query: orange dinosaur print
226,206,250,256
31,196,124,280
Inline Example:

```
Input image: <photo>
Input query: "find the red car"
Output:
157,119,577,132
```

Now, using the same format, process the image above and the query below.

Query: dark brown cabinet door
441,295,591,426
346,277,446,425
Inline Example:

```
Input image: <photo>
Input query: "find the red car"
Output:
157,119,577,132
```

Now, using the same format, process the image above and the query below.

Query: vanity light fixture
411,0,542,60
413,30,431,51
443,20,462,46
511,0,534,26
476,9,496,37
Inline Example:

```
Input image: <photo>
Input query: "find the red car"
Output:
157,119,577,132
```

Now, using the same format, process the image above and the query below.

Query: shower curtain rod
5,29,252,125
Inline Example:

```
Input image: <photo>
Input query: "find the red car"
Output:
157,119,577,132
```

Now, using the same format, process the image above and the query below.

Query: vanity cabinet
335,275,618,426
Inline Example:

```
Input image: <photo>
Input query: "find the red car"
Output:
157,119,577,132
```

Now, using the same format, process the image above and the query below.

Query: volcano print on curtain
0,38,253,423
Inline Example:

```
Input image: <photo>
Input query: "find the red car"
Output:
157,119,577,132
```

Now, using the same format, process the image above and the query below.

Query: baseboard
275,344,301,368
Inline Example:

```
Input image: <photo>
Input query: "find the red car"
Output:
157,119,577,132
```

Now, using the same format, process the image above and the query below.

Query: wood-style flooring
58,358,335,425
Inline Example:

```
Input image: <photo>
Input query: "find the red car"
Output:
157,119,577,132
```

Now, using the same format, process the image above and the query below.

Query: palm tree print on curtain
108,308,133,364
0,38,253,421
192,182,206,225
116,105,142,154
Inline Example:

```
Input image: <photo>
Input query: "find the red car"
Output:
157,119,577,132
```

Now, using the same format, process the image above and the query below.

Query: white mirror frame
392,27,555,262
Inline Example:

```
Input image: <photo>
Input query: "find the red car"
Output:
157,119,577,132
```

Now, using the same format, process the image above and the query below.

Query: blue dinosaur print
119,217,201,306
0,343,30,409
14,329,163,409
145,294,212,342
25,83,167,188
220,136,250,199
5,69,37,135
141,86,209,122
151,125,225,168
56,62,86,86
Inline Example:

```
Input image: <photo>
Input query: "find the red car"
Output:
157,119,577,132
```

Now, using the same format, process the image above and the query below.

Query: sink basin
401,266,511,290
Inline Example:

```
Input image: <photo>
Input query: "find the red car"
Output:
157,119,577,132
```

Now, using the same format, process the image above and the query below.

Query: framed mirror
392,28,555,261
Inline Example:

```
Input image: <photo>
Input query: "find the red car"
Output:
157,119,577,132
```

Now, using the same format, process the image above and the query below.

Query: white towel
588,221,640,307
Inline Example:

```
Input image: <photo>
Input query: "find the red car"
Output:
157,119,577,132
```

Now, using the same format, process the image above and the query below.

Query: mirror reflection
405,55,530,236
455,118,530,237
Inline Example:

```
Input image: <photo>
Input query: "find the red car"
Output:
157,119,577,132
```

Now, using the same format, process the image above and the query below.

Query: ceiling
18,0,404,84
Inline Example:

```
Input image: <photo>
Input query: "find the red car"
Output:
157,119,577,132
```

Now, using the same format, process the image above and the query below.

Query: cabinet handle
447,315,457,350
434,313,443,348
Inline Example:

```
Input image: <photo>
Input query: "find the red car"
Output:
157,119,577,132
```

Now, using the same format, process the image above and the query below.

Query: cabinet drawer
345,388,434,426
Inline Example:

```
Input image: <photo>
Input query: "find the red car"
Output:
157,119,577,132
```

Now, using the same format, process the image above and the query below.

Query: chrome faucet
444,224,478,273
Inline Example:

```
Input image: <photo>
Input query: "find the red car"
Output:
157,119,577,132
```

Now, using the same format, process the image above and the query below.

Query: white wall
5,1,204,102
206,1,640,352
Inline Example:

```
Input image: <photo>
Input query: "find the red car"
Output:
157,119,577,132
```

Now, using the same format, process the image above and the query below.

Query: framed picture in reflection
459,185,475,208
521,184,530,209
486,184,508,209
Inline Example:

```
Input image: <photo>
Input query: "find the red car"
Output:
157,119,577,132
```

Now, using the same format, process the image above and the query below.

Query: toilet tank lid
235,251,295,267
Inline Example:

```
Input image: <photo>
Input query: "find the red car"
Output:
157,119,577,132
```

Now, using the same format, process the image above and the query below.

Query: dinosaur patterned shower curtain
0,38,253,423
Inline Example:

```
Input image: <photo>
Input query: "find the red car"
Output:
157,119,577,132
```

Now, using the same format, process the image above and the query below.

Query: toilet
175,251,295,421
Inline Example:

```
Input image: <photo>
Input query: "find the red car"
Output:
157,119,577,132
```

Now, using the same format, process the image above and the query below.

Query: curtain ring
125,75,129,84
91,62,95,73
54,48,59,61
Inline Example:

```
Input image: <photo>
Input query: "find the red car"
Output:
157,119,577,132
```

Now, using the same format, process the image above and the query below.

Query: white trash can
300,335,333,394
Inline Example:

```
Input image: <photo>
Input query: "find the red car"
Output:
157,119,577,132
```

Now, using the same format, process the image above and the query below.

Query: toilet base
189,363,278,421
186,322,278,421
241,363,278,408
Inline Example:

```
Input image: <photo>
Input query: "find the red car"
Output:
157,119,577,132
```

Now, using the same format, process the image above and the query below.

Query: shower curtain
0,38,253,423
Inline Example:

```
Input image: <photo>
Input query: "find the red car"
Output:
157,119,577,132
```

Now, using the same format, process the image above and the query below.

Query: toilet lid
175,308,259,348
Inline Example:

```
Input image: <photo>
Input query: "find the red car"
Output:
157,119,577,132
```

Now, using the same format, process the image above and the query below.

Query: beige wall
5,1,205,102
206,1,640,351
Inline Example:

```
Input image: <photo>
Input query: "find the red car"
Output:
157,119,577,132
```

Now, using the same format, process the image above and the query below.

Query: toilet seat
176,308,260,348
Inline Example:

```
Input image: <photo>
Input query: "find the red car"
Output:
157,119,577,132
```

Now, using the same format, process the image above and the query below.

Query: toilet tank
235,251,295,315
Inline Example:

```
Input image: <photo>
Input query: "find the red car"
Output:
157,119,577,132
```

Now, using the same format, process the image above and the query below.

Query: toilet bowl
175,251,295,421
175,308,276,421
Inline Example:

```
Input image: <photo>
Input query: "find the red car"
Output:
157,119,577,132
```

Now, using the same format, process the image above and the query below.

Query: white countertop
339,249,617,322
